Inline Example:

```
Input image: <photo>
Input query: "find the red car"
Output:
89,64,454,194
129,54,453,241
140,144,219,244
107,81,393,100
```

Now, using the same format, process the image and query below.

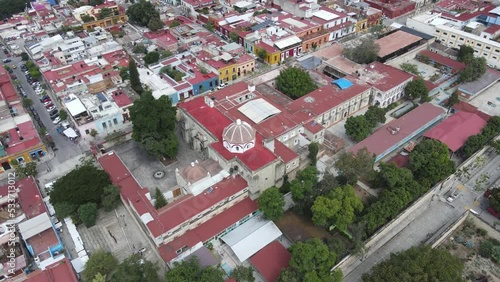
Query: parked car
217,83,227,90
49,109,58,116
447,191,459,202
11,65,16,69
46,106,56,112
39,95,49,101
2,58,11,63
50,114,59,121
45,103,54,109
43,100,52,106
52,117,61,124
35,89,45,95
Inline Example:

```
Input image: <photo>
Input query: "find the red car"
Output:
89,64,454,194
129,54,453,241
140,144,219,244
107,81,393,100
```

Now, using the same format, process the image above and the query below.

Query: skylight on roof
238,98,281,124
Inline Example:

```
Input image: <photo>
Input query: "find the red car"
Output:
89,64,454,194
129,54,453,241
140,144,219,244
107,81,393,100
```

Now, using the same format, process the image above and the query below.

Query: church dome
223,119,256,154
180,162,207,183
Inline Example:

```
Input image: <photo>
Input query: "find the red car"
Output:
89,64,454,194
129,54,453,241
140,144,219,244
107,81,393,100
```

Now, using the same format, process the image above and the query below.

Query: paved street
0,52,83,163
343,150,500,282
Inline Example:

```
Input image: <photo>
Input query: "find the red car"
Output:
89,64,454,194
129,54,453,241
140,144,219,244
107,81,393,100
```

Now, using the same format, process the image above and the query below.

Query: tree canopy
308,142,319,166
343,36,380,64
49,163,111,219
111,254,160,282
129,57,143,94
446,91,460,113
462,116,500,157
144,51,160,65
488,188,500,212
364,106,386,126
83,250,118,281
258,187,285,221
345,115,372,142
276,67,318,99
154,188,167,209
101,185,121,212
283,239,341,282
0,0,30,20
335,147,375,185
165,256,225,282
362,246,464,282
230,266,255,282
409,139,455,188
400,63,420,76
78,203,98,227
405,78,429,101
457,45,474,64
459,57,487,83
126,1,164,31
130,91,178,159
311,185,363,229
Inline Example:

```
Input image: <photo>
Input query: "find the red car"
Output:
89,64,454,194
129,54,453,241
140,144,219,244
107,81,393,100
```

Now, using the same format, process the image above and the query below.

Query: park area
440,216,500,281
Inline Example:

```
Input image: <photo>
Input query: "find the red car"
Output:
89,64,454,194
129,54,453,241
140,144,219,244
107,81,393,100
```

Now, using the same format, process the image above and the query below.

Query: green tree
127,1,163,30
166,257,224,282
59,109,68,121
119,66,129,80
229,31,239,43
169,20,181,28
335,147,375,185
28,68,42,80
160,49,173,58
446,91,460,113
49,164,111,218
276,67,318,99
129,57,143,95
111,254,160,282
129,91,178,158
230,266,255,282
345,115,372,142
101,185,120,212
92,273,107,282
256,48,267,61
22,98,33,108
489,188,500,212
90,129,98,137
81,14,95,23
364,106,386,126
133,44,147,54
99,7,113,19
308,142,319,166
362,246,464,282
78,202,98,227
400,63,420,76
0,0,31,21
144,51,160,65
311,185,363,229
147,17,164,32
54,202,78,219
288,239,339,281
290,167,318,202
89,0,105,5
205,21,215,32
459,57,487,82
343,36,380,64
20,52,29,61
12,161,37,179
409,139,455,188
84,250,118,281
405,78,429,101
258,187,285,221
457,45,474,64
154,188,167,209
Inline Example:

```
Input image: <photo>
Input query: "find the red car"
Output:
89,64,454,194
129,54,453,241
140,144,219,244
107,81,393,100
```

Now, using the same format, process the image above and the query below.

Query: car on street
43,100,52,105
46,106,56,112
45,103,54,108
2,58,11,63
217,83,227,89
35,89,45,95
52,117,61,124
11,65,16,69
49,109,58,116
447,191,459,202
50,114,59,121
40,95,49,101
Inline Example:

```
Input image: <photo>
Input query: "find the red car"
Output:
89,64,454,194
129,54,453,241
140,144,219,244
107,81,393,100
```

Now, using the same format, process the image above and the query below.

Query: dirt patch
275,211,331,242
441,219,500,281
160,157,178,167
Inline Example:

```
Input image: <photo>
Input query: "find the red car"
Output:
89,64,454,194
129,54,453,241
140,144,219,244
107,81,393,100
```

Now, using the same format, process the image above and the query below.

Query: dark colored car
49,109,58,116
40,95,49,101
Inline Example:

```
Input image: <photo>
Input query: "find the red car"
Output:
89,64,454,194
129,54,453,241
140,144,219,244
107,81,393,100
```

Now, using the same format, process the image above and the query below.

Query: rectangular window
85,129,90,134
102,122,107,129
493,56,498,60
113,118,118,125
477,43,482,47
486,46,491,50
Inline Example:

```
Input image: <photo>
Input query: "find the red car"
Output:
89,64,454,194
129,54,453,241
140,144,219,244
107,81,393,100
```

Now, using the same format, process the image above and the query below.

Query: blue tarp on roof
333,78,353,90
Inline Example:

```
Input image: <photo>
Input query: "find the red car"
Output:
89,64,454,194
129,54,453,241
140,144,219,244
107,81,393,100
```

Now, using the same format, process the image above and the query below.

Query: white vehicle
35,89,45,94
52,117,61,124
447,191,459,202
43,100,52,105
46,106,56,112
217,83,226,90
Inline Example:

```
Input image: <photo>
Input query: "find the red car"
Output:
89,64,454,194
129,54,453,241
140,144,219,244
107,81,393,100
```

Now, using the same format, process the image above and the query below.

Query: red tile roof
111,91,133,108
349,103,445,157
273,140,298,163
25,258,78,282
16,177,46,219
5,120,43,156
250,241,291,282
418,50,466,72
158,197,258,262
362,62,413,92
484,24,500,34
424,111,488,152
27,228,59,257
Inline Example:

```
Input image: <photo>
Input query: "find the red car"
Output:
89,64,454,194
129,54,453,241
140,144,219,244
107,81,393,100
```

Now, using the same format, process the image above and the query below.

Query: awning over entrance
220,215,282,262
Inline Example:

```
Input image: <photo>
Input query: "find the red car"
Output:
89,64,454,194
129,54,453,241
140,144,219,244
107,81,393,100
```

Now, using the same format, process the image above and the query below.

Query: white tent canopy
63,128,78,138
221,215,282,262
65,98,86,117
